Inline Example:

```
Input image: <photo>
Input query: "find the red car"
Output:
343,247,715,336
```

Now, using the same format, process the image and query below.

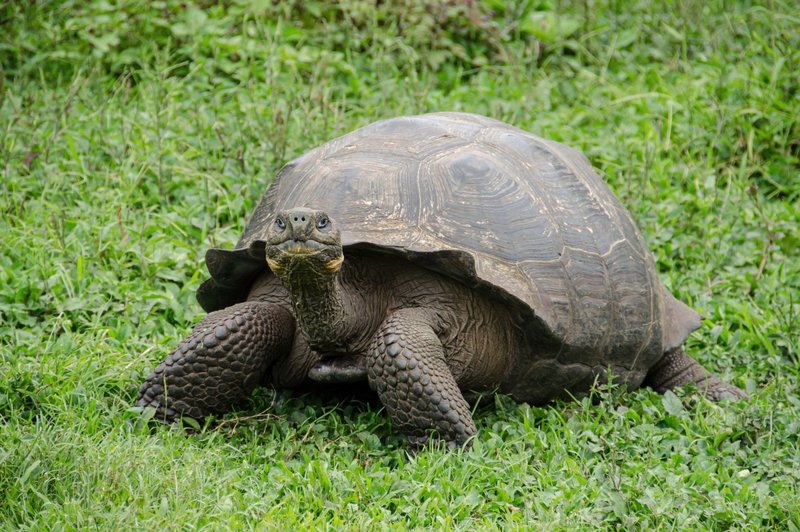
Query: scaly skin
136,302,294,422
643,348,747,401
367,308,476,447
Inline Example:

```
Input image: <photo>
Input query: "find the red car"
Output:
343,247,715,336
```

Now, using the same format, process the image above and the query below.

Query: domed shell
198,113,701,383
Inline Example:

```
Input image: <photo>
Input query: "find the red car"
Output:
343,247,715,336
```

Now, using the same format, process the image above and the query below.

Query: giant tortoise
137,112,745,446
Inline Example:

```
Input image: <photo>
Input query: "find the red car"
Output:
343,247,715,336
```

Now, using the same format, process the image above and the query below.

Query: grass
1,0,799,528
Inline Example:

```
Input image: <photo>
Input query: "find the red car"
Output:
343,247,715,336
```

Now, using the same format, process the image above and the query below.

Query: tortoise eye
275,217,286,231
316,216,329,230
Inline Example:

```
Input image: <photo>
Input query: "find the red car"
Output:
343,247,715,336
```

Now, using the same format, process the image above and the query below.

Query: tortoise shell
197,112,701,389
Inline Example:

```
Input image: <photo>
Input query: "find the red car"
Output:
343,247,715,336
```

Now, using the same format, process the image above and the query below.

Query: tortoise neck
280,264,356,353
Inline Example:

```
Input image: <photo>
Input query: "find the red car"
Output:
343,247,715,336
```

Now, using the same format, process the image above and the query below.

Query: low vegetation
1,0,798,528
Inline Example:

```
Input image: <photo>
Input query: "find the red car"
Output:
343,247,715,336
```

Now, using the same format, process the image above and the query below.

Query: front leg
367,308,476,448
136,301,294,422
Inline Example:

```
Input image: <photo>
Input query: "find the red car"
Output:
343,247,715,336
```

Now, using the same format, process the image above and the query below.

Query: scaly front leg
367,308,476,448
137,302,294,422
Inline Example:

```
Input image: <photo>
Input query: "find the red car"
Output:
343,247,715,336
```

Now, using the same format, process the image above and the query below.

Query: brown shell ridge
197,244,266,312
470,125,648,358
662,291,703,352
543,139,664,362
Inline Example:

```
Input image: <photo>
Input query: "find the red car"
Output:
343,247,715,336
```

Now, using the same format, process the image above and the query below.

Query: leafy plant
1,0,798,528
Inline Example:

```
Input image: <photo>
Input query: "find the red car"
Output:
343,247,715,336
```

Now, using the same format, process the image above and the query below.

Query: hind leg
643,348,747,401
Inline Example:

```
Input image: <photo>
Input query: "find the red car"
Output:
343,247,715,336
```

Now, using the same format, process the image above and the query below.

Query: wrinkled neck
279,264,354,353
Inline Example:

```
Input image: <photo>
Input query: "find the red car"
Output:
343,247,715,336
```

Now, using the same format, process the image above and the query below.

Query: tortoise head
265,208,344,279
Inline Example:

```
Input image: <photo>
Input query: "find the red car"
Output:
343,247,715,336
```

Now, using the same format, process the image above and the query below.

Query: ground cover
1,1,798,528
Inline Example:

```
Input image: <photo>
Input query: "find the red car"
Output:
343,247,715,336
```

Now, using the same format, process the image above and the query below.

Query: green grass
1,0,799,528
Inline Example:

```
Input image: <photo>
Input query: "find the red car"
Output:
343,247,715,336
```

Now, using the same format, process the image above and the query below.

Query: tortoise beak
276,239,327,255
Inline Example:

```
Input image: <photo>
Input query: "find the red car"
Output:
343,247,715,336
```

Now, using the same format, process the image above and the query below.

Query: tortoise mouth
274,238,328,255
266,237,344,276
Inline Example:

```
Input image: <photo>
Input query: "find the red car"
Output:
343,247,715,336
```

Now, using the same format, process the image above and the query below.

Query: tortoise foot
137,302,294,423
644,348,747,402
367,308,477,448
